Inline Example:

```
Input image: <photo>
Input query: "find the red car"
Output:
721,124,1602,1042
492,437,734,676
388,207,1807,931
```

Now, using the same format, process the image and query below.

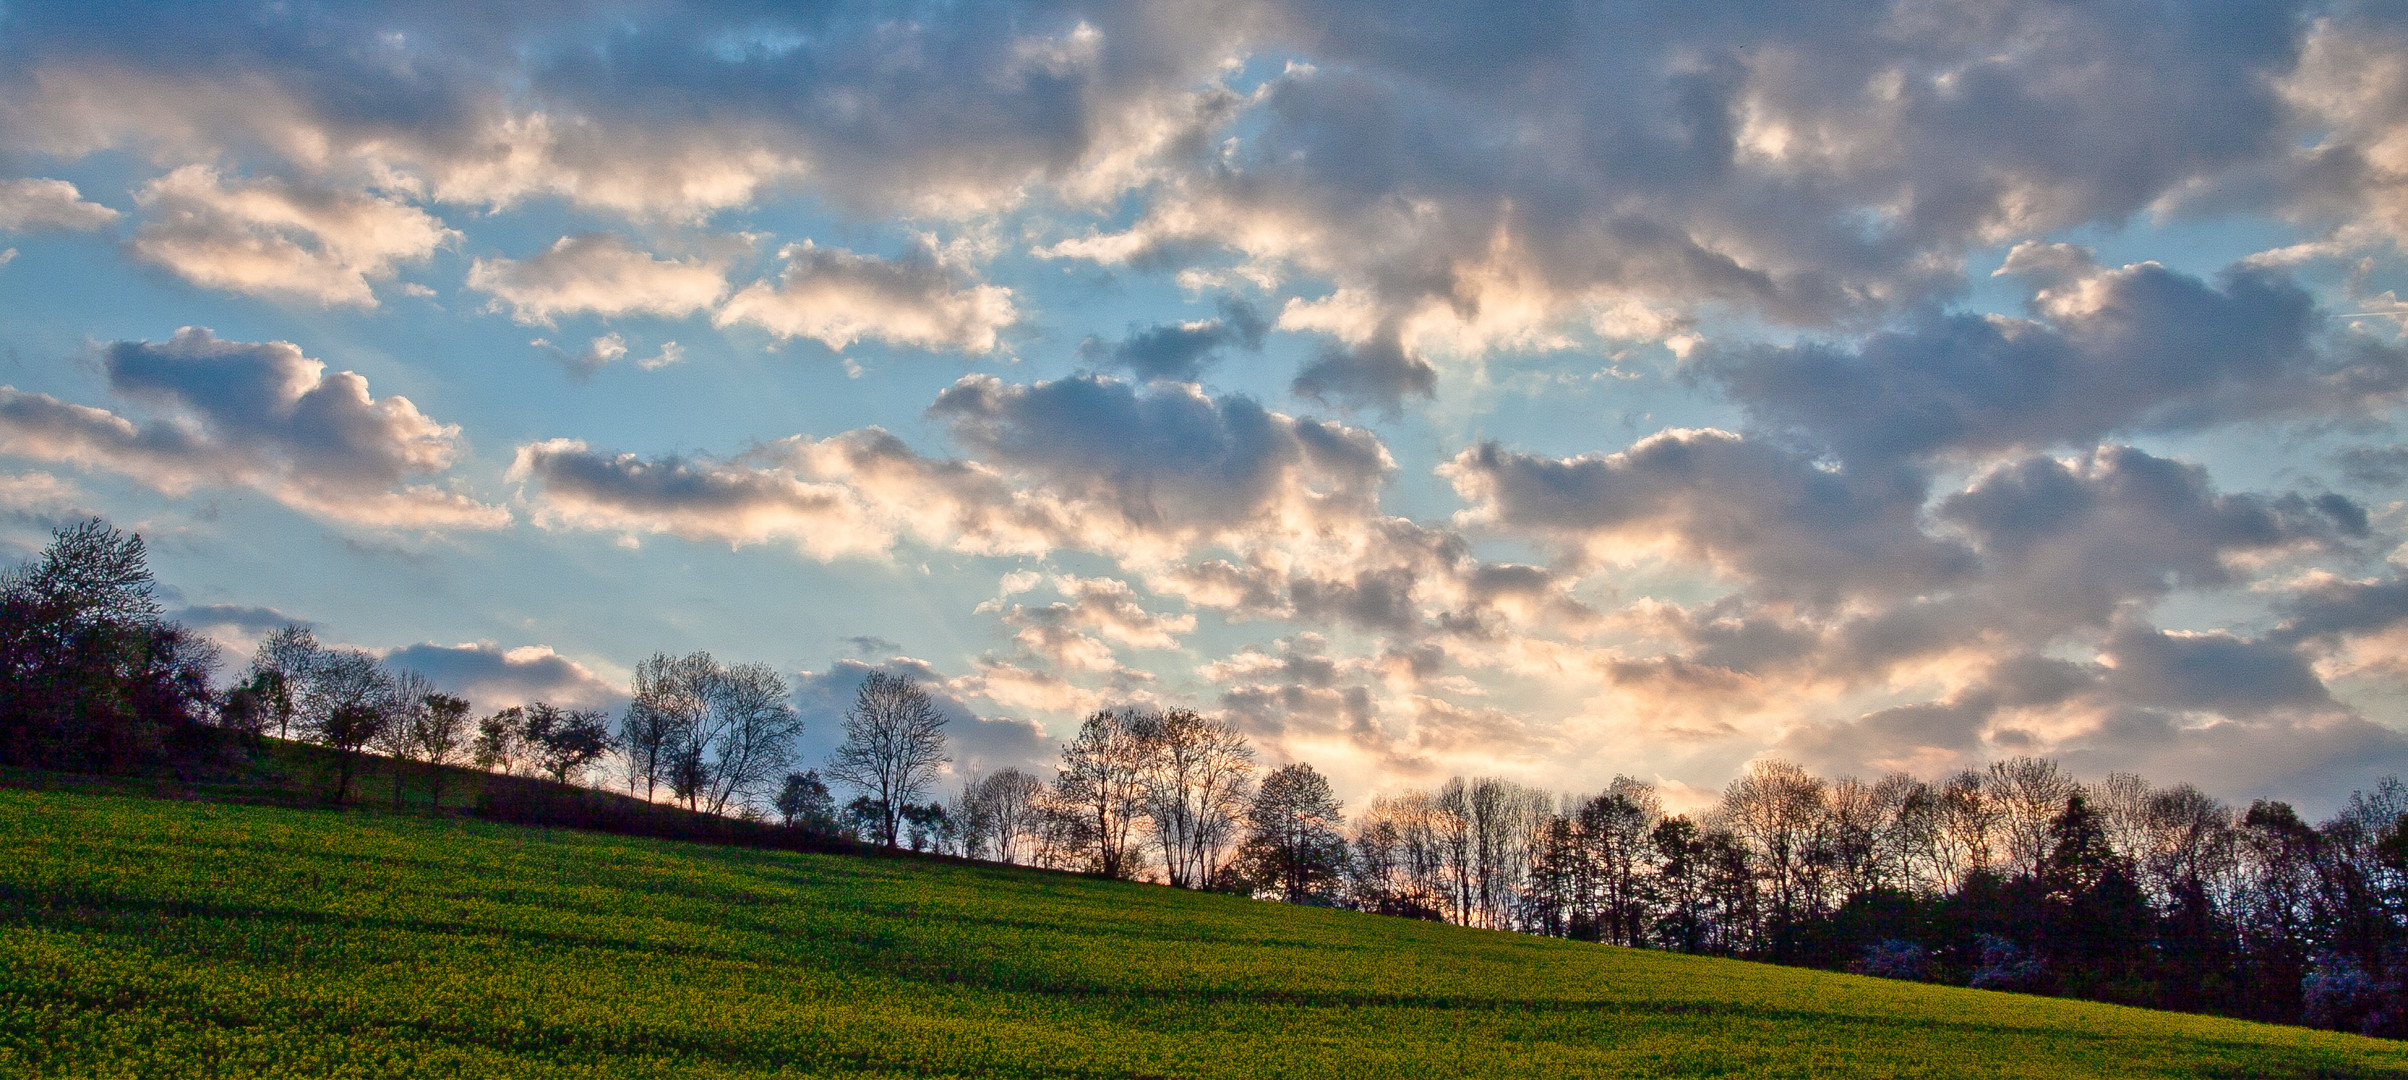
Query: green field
1,788,2402,1078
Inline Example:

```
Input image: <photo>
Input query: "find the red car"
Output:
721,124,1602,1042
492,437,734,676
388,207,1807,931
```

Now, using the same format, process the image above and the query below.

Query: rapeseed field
1,787,2400,1078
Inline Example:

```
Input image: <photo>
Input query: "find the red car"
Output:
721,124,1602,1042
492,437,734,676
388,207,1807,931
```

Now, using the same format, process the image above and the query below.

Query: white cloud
717,239,1017,354
467,233,731,326
0,177,119,231
129,166,453,307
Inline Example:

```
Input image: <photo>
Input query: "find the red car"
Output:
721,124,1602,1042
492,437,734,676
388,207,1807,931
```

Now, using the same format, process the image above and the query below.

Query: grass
1,788,2404,1078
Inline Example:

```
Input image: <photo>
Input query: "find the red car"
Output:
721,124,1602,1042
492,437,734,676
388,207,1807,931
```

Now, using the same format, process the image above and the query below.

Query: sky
5,0,2408,815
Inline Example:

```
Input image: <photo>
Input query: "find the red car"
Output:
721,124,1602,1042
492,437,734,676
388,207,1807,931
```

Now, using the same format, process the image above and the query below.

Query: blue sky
5,0,2408,813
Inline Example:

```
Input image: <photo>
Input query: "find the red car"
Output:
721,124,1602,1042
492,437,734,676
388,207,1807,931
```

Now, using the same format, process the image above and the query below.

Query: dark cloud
0,327,504,529
383,641,623,712
2333,444,2408,487
1446,428,1971,605
1705,259,2408,468
2102,624,2334,718
931,373,1390,534
1079,297,1268,382
1290,328,1437,412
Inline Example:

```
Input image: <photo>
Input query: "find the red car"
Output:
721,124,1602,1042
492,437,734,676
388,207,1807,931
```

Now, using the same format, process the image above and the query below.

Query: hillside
1,788,2402,1079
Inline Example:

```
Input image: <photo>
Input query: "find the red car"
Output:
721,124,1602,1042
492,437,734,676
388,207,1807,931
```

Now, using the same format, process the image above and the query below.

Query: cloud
0,327,506,529
1290,326,1437,411
717,239,1017,354
128,166,453,307
513,374,1587,646
0,177,119,231
999,575,1196,671
383,641,624,712
1937,447,2367,624
529,334,683,380
467,233,730,325
1079,297,1268,382
1704,255,2408,468
508,437,890,558
1444,428,1971,604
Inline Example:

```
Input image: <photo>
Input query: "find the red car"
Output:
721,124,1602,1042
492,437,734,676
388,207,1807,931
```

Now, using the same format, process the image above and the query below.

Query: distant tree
962,768,1045,863
410,693,472,809
902,802,953,853
1143,708,1256,888
473,706,529,775
525,702,615,785
372,670,437,807
1052,707,1155,878
826,671,950,848
839,795,886,842
774,770,839,834
621,652,708,801
301,648,395,803
1239,762,1350,904
247,625,322,742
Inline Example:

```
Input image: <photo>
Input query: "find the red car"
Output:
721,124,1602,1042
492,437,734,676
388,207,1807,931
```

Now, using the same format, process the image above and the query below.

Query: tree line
11,519,2408,1037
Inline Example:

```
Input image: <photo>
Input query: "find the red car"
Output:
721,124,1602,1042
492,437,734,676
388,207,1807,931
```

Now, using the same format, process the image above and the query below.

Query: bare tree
621,652,708,801
686,660,803,816
1052,707,1156,877
299,648,396,803
825,670,949,846
410,693,472,809
247,625,321,741
1987,756,2079,877
1143,708,1256,888
963,767,1045,863
1714,759,1829,930
372,669,437,807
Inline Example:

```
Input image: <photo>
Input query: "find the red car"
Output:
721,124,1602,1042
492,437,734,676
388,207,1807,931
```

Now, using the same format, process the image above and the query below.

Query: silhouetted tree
410,692,472,809
525,702,614,784
825,671,948,847
774,769,838,834
0,519,219,772
1240,762,1349,904
1052,707,1155,877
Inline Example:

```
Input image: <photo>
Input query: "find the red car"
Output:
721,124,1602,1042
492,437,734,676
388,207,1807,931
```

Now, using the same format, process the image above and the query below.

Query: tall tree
621,651,708,801
825,671,949,846
1052,707,1156,877
1142,708,1256,888
301,648,396,803
1241,762,1349,904
685,660,803,816
410,692,472,809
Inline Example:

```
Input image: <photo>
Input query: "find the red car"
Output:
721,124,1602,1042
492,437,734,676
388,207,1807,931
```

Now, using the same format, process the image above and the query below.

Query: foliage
0,519,223,773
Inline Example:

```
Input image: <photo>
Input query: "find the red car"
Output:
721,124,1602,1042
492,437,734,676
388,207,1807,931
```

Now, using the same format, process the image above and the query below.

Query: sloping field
0,789,2400,1079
